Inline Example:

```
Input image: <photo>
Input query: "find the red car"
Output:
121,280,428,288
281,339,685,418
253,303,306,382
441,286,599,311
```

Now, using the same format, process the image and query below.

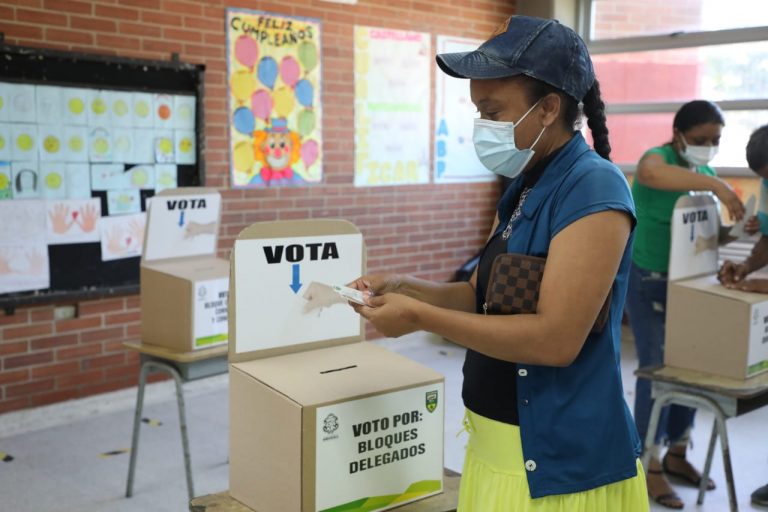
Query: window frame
577,0,768,175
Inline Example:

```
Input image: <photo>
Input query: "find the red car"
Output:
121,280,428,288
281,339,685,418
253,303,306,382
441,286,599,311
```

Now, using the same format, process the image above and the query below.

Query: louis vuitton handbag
483,253,612,334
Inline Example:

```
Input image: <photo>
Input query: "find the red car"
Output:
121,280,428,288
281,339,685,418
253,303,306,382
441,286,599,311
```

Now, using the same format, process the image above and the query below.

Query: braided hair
525,78,612,162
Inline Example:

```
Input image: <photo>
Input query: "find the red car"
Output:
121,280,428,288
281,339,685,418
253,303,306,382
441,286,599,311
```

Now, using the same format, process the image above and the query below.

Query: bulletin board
0,43,206,312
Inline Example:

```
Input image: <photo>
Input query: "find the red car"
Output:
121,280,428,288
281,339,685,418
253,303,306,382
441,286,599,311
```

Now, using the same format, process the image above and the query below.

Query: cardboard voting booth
665,195,768,379
228,220,445,512
140,187,228,351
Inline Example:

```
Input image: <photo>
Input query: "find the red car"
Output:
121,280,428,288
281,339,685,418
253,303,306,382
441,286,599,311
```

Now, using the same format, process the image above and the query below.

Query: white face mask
681,135,718,167
473,100,546,179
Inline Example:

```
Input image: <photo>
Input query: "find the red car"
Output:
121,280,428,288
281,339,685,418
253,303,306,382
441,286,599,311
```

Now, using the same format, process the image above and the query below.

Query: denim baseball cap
436,16,595,101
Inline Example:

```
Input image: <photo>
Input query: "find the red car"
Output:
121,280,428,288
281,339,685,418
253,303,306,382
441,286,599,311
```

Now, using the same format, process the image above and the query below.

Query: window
579,0,768,174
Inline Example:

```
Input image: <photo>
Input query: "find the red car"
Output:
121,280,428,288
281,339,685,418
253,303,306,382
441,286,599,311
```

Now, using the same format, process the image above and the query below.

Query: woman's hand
718,260,750,285
351,293,424,338
348,274,403,296
744,216,761,236
724,278,768,293
713,181,745,222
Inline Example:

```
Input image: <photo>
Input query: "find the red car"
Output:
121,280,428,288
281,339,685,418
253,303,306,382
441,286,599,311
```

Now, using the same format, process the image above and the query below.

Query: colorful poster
0,123,10,160
354,27,431,186
175,130,196,164
91,164,128,191
132,92,153,128
45,198,101,244
38,125,66,162
99,212,146,261
0,162,11,199
63,88,89,126
155,164,177,192
0,200,49,293
65,163,91,199
7,84,36,123
107,188,141,215
88,126,112,162
11,161,39,199
11,123,38,161
434,36,491,184
40,162,67,199
174,95,196,130
0,83,9,122
63,125,88,162
36,85,62,122
227,8,323,188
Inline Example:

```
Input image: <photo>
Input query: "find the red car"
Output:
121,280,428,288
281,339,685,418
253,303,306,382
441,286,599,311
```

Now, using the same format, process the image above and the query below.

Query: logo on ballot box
322,413,339,441
425,390,438,413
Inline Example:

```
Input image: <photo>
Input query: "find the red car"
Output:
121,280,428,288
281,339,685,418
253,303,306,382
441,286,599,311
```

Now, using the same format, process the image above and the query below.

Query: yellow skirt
458,410,649,512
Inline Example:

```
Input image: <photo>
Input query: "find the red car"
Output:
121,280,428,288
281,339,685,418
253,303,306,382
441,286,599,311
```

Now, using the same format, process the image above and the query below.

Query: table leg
126,360,151,498
698,421,718,505
169,364,195,501
714,409,738,512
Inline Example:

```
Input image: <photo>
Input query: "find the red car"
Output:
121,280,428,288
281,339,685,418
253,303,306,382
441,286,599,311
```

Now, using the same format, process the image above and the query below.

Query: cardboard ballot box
229,220,445,512
140,188,229,351
664,195,768,379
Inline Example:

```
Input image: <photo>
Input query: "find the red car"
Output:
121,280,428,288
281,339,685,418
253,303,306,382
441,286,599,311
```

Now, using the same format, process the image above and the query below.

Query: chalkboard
0,43,206,312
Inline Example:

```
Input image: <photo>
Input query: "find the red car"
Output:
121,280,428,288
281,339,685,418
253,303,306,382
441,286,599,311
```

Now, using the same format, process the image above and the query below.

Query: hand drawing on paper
302,281,347,315
184,221,216,239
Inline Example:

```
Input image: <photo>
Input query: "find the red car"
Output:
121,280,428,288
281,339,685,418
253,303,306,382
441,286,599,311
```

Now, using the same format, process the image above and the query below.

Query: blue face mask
473,100,545,179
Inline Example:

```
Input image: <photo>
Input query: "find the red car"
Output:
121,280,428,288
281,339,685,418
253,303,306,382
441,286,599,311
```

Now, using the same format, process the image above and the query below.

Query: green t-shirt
631,144,716,272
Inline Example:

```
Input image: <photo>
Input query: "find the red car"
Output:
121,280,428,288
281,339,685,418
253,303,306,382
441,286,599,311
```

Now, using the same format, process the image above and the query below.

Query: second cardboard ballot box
229,220,445,512
140,188,229,351
664,195,768,379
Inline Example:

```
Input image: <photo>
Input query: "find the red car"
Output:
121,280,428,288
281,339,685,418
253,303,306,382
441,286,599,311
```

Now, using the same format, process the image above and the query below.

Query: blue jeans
625,262,695,449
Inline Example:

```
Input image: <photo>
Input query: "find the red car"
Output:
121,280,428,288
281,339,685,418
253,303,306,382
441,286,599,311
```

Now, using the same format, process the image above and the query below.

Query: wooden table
637,365,768,512
124,341,229,502
190,469,461,512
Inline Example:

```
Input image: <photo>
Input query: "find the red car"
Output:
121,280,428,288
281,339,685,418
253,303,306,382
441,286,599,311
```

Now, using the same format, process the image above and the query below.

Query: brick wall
0,0,514,414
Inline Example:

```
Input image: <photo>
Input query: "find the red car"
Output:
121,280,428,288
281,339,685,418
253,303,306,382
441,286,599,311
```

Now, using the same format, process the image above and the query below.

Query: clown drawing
251,118,303,186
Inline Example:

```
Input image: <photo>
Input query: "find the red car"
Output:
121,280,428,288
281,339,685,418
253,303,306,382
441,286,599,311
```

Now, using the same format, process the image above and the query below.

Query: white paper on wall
11,161,40,199
0,83,10,122
62,87,90,126
153,93,174,128
99,212,146,261
0,200,49,293
107,188,141,216
11,123,38,161
65,163,91,199
0,123,10,160
132,129,155,164
90,164,129,191
88,90,110,127
38,125,66,162
45,198,102,245
126,164,155,190
0,162,11,199
110,91,132,127
154,130,174,163
154,164,177,192
174,130,196,164
63,125,88,162
7,84,36,123
112,128,134,164
174,95,195,130
36,85,63,122
40,162,67,199
132,92,154,128
88,126,112,162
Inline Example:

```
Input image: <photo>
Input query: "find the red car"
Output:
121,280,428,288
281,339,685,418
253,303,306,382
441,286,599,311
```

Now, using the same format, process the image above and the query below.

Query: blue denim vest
499,133,641,498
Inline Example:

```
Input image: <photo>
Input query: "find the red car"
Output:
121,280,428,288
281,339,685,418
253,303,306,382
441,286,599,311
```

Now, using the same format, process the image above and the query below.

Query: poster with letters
354,26,430,186
227,8,322,188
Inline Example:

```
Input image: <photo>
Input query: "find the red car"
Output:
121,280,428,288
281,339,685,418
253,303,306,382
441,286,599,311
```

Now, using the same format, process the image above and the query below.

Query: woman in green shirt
626,100,745,509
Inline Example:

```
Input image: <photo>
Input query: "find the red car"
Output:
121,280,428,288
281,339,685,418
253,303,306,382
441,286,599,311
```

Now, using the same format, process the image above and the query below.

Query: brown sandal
663,451,716,490
647,469,684,510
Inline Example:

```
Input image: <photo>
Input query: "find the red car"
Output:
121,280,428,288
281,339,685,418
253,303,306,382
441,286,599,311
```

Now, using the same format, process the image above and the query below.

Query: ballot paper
729,194,757,240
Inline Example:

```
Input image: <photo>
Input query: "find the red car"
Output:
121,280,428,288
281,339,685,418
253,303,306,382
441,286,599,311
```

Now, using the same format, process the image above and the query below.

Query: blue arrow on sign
289,264,302,294
179,210,185,227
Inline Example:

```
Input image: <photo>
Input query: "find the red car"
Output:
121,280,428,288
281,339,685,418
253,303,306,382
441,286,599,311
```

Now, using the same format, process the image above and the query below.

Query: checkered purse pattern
484,253,612,334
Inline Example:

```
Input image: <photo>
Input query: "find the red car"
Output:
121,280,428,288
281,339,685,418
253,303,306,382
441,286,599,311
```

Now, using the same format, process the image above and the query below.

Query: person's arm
636,153,745,221
719,235,768,285
351,216,500,314
359,210,631,367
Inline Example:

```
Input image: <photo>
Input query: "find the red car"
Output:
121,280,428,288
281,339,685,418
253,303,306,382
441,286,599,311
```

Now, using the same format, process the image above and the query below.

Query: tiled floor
1,328,767,511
